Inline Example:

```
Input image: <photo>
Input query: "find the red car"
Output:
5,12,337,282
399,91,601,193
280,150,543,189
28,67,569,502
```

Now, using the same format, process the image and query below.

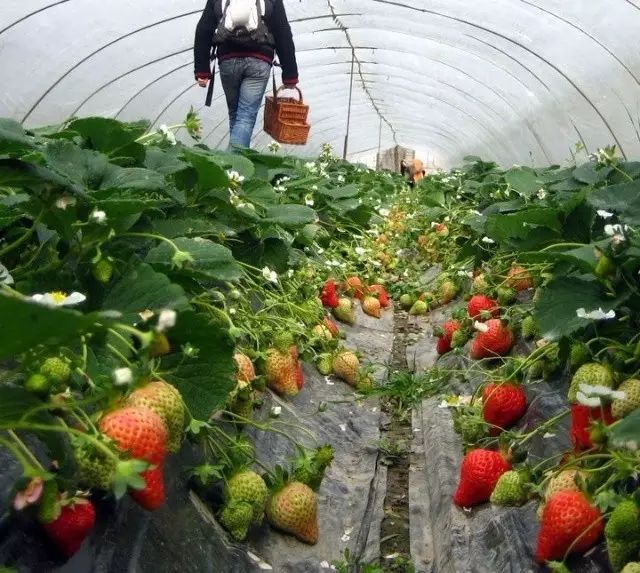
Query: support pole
343,48,355,160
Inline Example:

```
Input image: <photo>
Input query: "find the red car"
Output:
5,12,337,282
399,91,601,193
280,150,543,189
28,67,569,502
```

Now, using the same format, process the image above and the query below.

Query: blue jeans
219,57,272,149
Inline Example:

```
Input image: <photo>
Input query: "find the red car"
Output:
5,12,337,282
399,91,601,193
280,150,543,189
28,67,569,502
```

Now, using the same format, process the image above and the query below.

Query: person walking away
194,0,299,149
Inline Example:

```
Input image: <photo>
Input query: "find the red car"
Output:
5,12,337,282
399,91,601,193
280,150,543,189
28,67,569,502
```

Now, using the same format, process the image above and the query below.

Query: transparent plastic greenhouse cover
2,1,640,168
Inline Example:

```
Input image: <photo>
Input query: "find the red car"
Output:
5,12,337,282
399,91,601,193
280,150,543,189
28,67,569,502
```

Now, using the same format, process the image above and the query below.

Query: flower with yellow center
30,291,86,307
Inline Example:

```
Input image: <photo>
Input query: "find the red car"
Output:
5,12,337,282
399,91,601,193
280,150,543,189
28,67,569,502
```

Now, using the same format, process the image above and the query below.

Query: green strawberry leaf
263,204,316,226
160,310,236,421
64,117,147,162
504,166,542,198
0,293,101,360
102,263,190,325
533,276,628,340
0,118,34,156
145,237,242,282
588,179,640,226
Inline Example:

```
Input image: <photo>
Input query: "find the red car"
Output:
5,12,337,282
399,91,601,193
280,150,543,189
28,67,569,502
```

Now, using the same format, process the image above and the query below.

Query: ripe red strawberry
570,404,615,450
42,498,96,557
265,348,299,396
345,276,366,300
320,280,339,308
130,466,166,510
362,296,381,318
323,317,340,337
453,449,511,507
467,295,499,320
535,490,604,562
436,320,461,355
369,284,390,308
506,265,533,291
470,319,514,359
482,382,527,436
99,406,168,465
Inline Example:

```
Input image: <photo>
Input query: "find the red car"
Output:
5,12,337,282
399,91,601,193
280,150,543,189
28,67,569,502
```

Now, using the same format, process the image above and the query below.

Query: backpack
213,0,275,47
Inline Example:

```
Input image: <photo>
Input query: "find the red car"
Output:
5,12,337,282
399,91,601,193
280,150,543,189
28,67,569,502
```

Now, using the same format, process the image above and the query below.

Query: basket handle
275,85,303,103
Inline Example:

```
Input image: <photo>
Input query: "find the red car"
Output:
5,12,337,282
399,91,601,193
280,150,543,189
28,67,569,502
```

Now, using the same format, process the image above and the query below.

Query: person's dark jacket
194,0,298,85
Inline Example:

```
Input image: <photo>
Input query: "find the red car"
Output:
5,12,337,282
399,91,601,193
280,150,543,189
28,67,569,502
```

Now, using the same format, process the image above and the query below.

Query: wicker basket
264,85,310,145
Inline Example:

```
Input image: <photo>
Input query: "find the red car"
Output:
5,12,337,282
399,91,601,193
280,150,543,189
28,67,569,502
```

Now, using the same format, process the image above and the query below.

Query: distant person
194,0,299,150
400,158,426,187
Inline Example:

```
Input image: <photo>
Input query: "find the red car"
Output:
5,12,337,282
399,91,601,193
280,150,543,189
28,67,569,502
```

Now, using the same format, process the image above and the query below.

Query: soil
378,309,414,573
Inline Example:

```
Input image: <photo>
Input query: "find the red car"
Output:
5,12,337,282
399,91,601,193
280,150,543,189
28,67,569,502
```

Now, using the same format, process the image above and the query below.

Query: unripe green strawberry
75,446,116,490
521,316,539,340
595,253,616,278
219,499,253,540
543,359,561,381
37,480,61,524
266,481,318,544
453,408,488,445
490,470,528,506
92,259,113,283
333,297,356,325
356,373,374,392
332,351,360,386
40,357,71,384
399,294,414,310
606,499,640,540
226,470,269,524
568,362,614,403
315,354,333,376
25,373,51,396
229,393,253,422
497,287,517,306
451,330,468,349
472,274,489,294
570,342,590,369
528,360,544,379
409,300,428,316
612,379,640,419
622,563,640,573
438,280,458,304
608,538,640,573
127,381,185,453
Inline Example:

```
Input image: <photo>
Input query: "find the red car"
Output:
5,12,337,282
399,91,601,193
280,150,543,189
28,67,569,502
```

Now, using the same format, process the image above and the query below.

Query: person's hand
197,78,209,88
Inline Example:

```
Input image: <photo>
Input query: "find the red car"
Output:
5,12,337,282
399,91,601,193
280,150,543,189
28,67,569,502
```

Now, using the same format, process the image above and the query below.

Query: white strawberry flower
261,266,278,284
270,406,281,417
226,170,245,184
156,309,177,332
55,195,76,210
354,247,367,256
30,291,86,307
576,307,616,320
378,208,390,217
537,189,547,200
304,194,315,206
90,209,107,224
113,367,133,386
597,209,614,219
481,236,495,244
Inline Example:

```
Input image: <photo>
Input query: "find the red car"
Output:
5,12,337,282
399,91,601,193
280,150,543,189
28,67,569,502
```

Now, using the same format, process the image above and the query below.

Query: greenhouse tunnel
2,1,640,573
2,1,640,167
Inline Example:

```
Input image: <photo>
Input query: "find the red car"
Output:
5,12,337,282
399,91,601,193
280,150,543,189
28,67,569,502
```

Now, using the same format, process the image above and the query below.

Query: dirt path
377,310,414,573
